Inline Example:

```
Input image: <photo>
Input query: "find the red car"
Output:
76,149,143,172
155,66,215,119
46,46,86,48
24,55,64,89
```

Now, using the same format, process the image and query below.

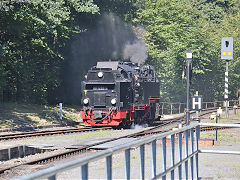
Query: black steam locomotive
81,61,160,127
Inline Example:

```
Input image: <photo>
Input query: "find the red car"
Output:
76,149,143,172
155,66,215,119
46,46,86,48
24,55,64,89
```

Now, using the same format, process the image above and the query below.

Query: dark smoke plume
61,13,148,104
123,40,147,65
123,25,148,65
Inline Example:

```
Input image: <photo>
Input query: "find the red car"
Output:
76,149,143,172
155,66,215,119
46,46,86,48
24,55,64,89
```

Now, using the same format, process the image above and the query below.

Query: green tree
133,0,240,102
134,0,200,101
0,0,99,103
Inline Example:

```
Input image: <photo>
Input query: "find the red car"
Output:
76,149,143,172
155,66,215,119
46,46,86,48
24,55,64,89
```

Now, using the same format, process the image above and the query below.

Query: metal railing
159,99,239,115
14,124,200,180
14,123,240,180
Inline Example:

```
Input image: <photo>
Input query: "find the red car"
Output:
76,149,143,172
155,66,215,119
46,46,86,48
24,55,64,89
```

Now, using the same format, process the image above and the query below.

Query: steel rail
0,105,234,141
1,107,238,174
14,124,199,180
0,127,112,141
0,117,184,174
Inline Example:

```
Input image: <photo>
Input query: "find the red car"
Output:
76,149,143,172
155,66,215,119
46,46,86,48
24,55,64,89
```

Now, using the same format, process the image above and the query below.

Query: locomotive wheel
118,119,132,129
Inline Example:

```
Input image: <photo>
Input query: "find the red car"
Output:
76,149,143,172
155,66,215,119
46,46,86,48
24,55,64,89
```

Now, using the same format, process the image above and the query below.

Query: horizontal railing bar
153,150,199,180
160,100,239,104
160,102,186,104
15,125,199,180
200,123,240,128
200,150,240,155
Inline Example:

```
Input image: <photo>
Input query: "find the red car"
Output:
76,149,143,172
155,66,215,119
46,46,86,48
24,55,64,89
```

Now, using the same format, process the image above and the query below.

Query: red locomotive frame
81,97,159,127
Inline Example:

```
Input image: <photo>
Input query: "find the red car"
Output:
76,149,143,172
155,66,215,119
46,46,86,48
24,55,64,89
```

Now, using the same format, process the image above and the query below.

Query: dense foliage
133,0,240,102
0,0,98,104
0,0,239,104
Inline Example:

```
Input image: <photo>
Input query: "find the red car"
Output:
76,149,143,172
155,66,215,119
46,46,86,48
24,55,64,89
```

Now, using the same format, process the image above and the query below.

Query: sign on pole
192,95,202,111
221,37,233,60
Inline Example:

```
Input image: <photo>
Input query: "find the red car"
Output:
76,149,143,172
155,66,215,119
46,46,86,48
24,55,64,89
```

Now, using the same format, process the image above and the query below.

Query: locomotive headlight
111,98,117,105
83,98,89,105
98,71,103,78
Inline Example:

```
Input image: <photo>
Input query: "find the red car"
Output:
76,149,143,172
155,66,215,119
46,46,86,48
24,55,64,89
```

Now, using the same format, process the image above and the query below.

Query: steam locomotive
81,61,160,127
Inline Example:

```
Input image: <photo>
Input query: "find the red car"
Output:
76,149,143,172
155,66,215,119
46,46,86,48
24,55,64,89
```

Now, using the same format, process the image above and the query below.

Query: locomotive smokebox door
94,92,106,106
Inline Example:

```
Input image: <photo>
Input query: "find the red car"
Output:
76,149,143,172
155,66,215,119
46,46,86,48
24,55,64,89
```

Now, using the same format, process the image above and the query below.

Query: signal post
221,37,233,119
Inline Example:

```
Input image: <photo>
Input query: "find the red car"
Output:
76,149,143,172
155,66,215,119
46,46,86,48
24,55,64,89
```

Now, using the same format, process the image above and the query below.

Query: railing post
162,137,167,180
190,128,194,179
81,164,88,180
171,103,173,114
184,130,189,179
179,103,181,114
152,140,157,179
195,126,200,179
140,145,145,180
171,134,175,180
125,149,130,180
162,103,164,115
106,155,112,180
178,132,182,180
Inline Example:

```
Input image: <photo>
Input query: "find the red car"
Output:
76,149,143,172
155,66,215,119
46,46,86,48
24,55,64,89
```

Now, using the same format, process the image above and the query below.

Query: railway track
0,106,232,141
0,127,112,141
0,107,237,175
200,123,240,132
0,120,179,174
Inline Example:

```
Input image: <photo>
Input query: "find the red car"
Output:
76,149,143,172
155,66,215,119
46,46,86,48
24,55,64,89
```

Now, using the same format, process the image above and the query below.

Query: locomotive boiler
81,61,160,127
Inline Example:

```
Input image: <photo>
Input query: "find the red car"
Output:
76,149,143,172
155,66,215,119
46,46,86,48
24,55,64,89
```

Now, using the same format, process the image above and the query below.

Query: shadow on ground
0,103,82,130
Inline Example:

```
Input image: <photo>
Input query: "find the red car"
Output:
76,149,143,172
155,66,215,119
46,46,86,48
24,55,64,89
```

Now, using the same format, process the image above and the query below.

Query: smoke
123,40,147,65
71,12,148,64
123,25,148,65
61,12,148,104
130,123,148,129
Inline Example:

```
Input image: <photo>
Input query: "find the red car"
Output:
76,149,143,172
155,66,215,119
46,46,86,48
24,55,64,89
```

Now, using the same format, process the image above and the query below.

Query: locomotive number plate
93,111,102,118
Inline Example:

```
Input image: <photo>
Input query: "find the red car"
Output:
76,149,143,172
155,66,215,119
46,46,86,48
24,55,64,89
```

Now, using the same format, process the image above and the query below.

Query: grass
201,112,240,142
56,130,113,140
201,130,240,143
43,129,112,140
96,167,105,170
131,155,137,159
6,129,114,145
0,102,82,129
217,172,222,178
216,111,240,123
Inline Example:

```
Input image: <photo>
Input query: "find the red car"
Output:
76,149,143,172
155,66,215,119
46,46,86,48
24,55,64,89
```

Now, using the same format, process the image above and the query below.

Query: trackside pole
186,49,192,126
216,114,218,141
59,103,63,120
